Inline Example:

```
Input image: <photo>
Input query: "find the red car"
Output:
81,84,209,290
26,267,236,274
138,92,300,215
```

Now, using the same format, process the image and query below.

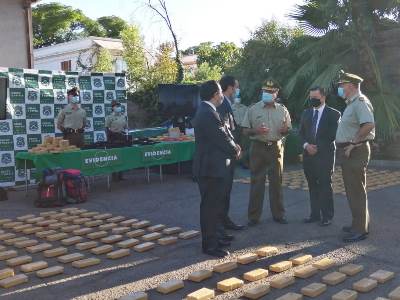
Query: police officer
335,71,375,243
242,80,292,226
232,88,249,168
106,100,128,181
105,100,128,143
57,87,87,148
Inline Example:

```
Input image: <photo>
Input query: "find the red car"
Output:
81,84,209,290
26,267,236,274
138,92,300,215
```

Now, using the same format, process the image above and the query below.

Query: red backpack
63,169,88,203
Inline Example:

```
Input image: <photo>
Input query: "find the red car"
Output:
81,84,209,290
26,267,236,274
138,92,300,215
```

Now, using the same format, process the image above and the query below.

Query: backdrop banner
0,67,127,187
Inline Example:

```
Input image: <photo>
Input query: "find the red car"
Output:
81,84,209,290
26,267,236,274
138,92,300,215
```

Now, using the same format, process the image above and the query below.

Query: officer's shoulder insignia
358,95,367,102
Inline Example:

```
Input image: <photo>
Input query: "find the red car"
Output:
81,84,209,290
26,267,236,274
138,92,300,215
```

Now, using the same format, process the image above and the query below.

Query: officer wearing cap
335,71,375,243
57,87,87,148
242,80,292,226
105,100,128,143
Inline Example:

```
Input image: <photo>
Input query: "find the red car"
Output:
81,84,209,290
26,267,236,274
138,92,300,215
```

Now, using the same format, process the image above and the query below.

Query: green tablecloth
16,141,195,178
128,127,168,138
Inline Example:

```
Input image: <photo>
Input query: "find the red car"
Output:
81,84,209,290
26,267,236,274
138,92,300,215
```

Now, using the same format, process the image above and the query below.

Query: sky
35,0,302,50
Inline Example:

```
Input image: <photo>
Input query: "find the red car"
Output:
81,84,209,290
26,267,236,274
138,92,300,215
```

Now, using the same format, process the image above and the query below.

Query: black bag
35,168,66,208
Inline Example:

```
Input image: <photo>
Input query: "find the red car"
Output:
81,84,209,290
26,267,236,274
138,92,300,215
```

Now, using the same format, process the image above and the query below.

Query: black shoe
203,248,229,258
248,220,259,227
224,221,245,231
319,219,332,227
218,239,231,247
343,233,368,243
273,217,288,224
304,217,320,224
342,225,352,233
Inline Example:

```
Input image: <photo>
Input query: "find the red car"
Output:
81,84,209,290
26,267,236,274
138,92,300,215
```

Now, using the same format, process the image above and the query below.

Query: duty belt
254,140,278,147
64,128,84,134
336,140,370,148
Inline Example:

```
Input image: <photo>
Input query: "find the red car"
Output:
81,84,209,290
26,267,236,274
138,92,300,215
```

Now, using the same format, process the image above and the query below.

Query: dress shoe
273,217,288,224
218,239,231,247
203,248,229,258
224,221,245,231
343,233,368,243
319,219,332,227
248,220,259,227
304,217,320,224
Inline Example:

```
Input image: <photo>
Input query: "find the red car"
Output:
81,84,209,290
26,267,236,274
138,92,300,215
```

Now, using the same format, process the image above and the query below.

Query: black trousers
197,176,225,250
303,154,334,221
220,162,235,223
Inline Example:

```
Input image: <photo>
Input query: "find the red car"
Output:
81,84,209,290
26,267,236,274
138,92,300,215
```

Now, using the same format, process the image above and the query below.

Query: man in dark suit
299,87,341,226
216,75,245,231
192,80,241,258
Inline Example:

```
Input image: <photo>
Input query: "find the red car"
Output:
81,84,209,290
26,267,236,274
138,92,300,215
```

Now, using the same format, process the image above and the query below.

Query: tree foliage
97,16,129,39
196,42,241,73
93,48,114,72
184,63,222,83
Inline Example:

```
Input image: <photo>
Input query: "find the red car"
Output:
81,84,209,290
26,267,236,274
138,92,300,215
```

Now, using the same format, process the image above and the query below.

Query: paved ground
1,163,400,300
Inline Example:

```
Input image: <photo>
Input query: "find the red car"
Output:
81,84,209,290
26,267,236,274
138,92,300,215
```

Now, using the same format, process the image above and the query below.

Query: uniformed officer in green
105,100,128,142
57,87,87,148
232,89,249,168
242,80,292,226
336,71,375,243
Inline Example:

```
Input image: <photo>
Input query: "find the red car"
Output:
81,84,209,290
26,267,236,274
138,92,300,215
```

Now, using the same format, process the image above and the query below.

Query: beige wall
0,0,30,68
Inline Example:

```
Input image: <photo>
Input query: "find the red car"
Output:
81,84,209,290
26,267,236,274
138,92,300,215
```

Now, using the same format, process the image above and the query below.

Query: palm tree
287,0,400,140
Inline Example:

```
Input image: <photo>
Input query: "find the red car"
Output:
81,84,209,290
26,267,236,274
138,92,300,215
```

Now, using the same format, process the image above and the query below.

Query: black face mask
310,98,321,108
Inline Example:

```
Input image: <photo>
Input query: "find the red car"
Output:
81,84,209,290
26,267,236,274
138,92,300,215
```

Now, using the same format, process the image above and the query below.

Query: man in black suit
192,80,241,258
217,75,245,231
299,87,341,226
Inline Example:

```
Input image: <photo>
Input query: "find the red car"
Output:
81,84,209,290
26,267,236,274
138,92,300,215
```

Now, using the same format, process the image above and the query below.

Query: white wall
0,0,30,68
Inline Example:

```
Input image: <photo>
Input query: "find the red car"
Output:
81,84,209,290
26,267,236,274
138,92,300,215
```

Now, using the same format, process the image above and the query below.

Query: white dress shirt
304,104,326,149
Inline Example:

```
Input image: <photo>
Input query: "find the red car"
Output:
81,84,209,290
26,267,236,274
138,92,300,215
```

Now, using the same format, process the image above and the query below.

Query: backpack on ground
62,169,88,204
35,168,66,208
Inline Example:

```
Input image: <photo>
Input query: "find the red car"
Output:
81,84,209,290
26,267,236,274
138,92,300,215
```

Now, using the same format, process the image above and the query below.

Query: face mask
234,98,241,104
71,96,80,104
114,106,122,113
262,92,274,103
338,87,345,98
310,98,321,108
235,88,240,99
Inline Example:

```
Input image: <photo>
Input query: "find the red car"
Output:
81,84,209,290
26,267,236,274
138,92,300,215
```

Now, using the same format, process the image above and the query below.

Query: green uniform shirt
232,103,248,126
105,113,128,133
336,93,375,143
57,104,87,130
241,101,292,142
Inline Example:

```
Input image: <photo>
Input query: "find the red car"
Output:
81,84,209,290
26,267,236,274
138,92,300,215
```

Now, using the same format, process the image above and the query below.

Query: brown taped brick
93,213,113,220
90,245,113,255
76,241,98,251
17,214,35,221
369,270,395,284
339,264,364,276
243,268,269,281
6,255,32,267
73,218,91,225
0,274,28,288
58,253,85,263
4,236,29,246
36,230,57,238
188,270,212,282
269,261,292,273
0,268,14,280
353,278,378,293
131,220,151,229
80,212,99,218
87,231,108,240
49,222,68,230
60,216,76,223
26,217,45,224
15,239,39,248
20,261,48,273
72,257,100,268
142,232,162,241
61,225,80,233
217,277,244,292
68,209,86,216
3,221,24,229
256,246,278,257
162,227,182,235
43,247,68,258
0,219,12,225
389,286,400,299
73,227,93,235
322,271,347,285
117,239,140,248
36,219,58,227
187,288,215,300
61,236,84,246
23,227,44,234
39,211,57,217
158,236,178,246
290,254,313,265
112,227,131,235
36,266,64,278
47,232,68,241
0,245,6,251
213,261,237,273
119,292,148,300
156,279,184,294
61,207,78,213
120,219,139,227
178,230,200,239
99,223,118,231
313,258,335,270
0,233,16,241
107,249,130,259
275,292,303,300
133,242,155,253
332,289,358,300
101,235,123,244
49,213,68,219
147,224,166,232
107,216,126,223
0,250,18,261
14,224,33,232
238,253,258,265
294,265,318,279
85,220,104,228
126,229,146,238
243,285,270,299
270,276,295,289
301,282,327,297
26,243,52,254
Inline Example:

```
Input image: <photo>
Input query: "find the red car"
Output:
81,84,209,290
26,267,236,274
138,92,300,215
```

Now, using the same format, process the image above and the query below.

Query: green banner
81,148,122,170
26,104,40,119
41,119,55,133
24,74,39,89
142,146,173,162
9,88,25,104
79,76,92,90
103,76,115,90
93,90,105,103
52,75,66,89
13,120,27,134
0,167,15,184
40,89,54,103
0,136,14,151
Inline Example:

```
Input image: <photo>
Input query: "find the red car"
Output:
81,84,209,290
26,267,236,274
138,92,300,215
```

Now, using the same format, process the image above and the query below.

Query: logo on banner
68,77,77,87
27,90,38,101
29,121,40,132
12,75,22,87
14,105,24,117
94,105,103,116
117,78,125,88
106,91,114,101
82,91,92,102
82,149,120,169
56,91,66,101
16,136,26,148
42,105,52,117
1,153,12,165
85,119,92,130
0,122,10,133
96,132,106,142
93,78,103,88
41,76,50,86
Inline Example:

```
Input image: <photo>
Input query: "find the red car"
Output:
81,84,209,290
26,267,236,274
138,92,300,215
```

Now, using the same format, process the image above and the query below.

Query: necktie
311,109,319,139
